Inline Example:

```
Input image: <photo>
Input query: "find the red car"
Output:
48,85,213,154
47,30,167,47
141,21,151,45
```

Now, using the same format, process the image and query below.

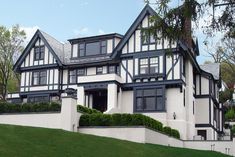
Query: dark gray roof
40,30,65,63
200,63,220,80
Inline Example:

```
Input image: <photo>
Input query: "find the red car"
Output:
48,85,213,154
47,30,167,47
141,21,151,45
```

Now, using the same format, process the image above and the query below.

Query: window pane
140,65,148,74
77,69,85,76
150,66,158,74
140,58,148,65
144,89,155,96
150,57,158,64
70,70,76,75
86,42,100,56
101,47,106,54
97,67,103,74
70,76,76,83
101,41,106,46
109,66,115,73
145,97,155,111
33,72,39,85
136,98,143,111
150,35,155,43
116,66,120,75
156,97,164,111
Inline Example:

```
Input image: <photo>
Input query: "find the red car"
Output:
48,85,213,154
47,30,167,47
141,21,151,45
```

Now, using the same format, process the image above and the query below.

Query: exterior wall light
173,112,176,120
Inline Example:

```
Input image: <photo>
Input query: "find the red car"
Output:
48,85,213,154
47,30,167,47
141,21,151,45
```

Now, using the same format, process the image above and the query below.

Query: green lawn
0,124,230,157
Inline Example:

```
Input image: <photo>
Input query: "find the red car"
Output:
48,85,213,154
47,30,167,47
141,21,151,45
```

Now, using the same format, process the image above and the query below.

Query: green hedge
77,105,101,114
231,125,235,136
0,102,61,113
79,113,180,139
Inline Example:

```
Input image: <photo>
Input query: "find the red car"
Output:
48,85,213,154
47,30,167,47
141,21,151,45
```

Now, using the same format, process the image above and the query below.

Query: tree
143,0,235,43
0,25,25,100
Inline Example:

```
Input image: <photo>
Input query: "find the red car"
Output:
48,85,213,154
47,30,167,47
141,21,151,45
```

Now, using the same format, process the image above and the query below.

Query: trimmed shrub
171,129,180,139
77,105,101,114
163,126,172,136
78,113,180,139
0,102,61,113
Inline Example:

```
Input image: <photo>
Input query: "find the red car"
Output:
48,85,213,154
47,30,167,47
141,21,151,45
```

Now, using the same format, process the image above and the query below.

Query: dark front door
92,90,107,113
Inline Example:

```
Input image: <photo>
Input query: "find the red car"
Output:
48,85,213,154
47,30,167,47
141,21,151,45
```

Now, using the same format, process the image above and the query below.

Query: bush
231,125,235,137
171,129,180,139
225,108,235,121
0,102,61,113
163,126,172,136
79,113,180,139
77,105,101,114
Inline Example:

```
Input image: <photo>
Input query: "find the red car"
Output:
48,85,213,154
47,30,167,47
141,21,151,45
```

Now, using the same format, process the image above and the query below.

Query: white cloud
20,26,40,44
73,27,91,37
98,29,105,35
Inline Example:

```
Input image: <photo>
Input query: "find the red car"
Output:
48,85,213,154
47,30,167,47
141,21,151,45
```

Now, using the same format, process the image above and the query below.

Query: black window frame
32,70,47,86
69,69,77,84
96,67,103,75
78,40,107,57
27,95,49,103
141,31,156,45
134,86,165,112
108,65,116,74
34,46,45,61
139,57,159,75
77,68,86,76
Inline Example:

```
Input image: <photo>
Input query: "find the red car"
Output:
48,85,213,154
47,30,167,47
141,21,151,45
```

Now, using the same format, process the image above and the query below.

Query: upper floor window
34,46,45,61
78,40,107,57
69,68,86,84
69,70,77,84
142,32,155,45
139,57,159,75
32,70,47,85
96,67,103,75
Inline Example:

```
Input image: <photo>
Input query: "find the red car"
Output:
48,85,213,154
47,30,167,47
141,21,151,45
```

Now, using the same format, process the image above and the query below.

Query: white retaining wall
78,127,234,156
0,112,61,129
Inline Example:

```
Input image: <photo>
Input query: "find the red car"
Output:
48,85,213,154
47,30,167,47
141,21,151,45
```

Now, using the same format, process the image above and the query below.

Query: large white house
9,5,223,140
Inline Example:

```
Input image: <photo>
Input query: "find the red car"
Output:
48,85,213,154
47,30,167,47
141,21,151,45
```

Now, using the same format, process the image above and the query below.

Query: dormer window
78,40,107,57
34,46,45,61
139,57,159,75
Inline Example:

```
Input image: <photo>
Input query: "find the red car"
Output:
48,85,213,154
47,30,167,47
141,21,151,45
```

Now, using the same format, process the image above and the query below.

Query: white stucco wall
0,113,61,129
195,98,209,124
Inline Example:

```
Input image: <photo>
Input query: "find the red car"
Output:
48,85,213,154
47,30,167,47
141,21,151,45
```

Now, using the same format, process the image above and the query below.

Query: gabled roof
111,4,157,58
13,30,63,71
200,63,220,80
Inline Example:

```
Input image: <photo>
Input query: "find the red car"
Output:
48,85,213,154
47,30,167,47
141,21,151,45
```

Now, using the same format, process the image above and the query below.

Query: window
140,58,148,74
96,67,103,74
78,40,107,57
135,87,165,112
78,43,85,57
142,32,155,45
34,46,45,60
77,69,85,76
139,57,159,75
28,95,49,103
69,70,77,84
108,65,116,74
101,41,107,54
32,71,47,85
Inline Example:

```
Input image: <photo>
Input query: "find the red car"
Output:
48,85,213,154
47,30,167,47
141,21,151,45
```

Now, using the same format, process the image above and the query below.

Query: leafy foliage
79,113,180,139
0,25,26,100
219,88,233,103
77,105,101,114
225,107,235,121
0,102,61,113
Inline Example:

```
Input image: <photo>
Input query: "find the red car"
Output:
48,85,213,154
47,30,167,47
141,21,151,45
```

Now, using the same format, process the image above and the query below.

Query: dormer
68,33,123,59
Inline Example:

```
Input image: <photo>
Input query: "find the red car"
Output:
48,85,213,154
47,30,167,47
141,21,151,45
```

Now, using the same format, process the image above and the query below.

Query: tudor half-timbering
11,5,223,140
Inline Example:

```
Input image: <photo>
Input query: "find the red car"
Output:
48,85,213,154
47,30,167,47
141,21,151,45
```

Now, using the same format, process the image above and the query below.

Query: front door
91,90,107,113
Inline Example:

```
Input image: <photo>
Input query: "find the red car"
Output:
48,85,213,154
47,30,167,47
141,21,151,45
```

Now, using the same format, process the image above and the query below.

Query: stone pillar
107,83,118,111
61,96,78,132
77,86,85,106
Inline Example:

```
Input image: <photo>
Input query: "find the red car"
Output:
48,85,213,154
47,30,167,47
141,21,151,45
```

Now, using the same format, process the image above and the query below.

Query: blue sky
0,0,222,64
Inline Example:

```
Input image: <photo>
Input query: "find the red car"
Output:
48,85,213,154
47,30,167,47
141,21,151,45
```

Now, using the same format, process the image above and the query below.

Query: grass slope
0,124,229,157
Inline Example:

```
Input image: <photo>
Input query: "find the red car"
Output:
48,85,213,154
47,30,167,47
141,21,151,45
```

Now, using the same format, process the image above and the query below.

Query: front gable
112,5,177,58
14,30,62,71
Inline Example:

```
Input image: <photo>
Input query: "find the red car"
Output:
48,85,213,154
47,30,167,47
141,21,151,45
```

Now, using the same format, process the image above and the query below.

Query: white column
77,86,85,106
61,96,78,132
107,84,118,111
